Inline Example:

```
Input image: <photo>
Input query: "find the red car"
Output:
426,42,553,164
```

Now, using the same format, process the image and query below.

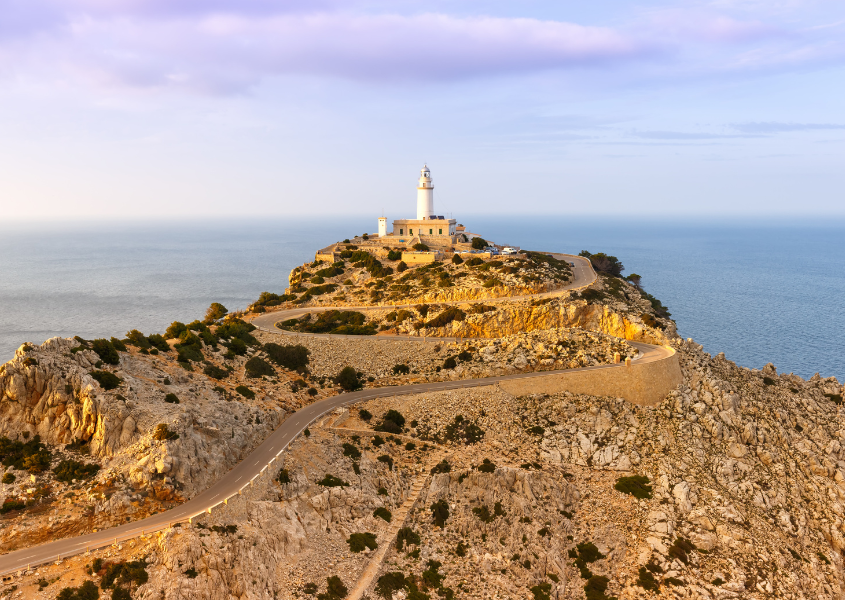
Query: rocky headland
0,245,842,600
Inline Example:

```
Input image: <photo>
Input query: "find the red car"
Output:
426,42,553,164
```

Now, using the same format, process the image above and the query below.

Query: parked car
484,246,500,255
501,247,517,255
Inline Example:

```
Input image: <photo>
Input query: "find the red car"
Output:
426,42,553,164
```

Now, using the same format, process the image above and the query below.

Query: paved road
0,252,669,576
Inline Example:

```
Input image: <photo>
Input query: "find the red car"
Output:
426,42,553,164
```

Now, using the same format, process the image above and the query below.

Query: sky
1,0,843,220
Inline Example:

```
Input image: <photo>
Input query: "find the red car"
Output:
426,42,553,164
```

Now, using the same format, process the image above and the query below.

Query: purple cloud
0,1,841,95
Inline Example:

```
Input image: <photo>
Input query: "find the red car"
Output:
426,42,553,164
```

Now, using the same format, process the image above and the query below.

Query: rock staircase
346,449,449,600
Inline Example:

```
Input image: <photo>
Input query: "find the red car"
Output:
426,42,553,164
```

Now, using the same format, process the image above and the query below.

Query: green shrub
425,307,465,328
472,505,494,522
374,409,405,433
263,343,309,370
152,424,179,441
335,366,363,391
164,393,179,404
668,538,696,564
404,442,415,451
636,566,659,591
451,253,463,264
235,385,255,399
395,527,420,551
2,473,14,484
278,468,290,484
396,261,408,272
347,532,378,553
91,339,120,365
125,329,152,349
53,460,100,483
245,356,275,378
443,415,485,444
443,356,457,369
430,499,449,528
203,364,228,379
571,541,605,580
0,435,51,470
342,443,361,459
614,475,652,499
386,250,402,261
665,576,685,586
412,243,430,251
359,409,372,421
477,458,496,473
471,237,487,249
377,455,394,469
430,460,451,474
204,302,228,323
55,580,99,600
100,559,148,590
530,583,551,600
165,322,187,339
318,575,348,600
763,376,776,386
372,436,385,447
90,370,122,390
392,364,410,375
318,474,348,487
584,575,613,600
373,506,392,522
0,497,25,514
376,572,407,599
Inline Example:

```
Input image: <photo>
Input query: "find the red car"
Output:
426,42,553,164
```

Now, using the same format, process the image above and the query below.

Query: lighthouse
416,164,434,220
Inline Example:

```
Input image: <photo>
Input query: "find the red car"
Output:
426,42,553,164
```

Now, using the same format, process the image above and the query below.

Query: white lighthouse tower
416,165,434,220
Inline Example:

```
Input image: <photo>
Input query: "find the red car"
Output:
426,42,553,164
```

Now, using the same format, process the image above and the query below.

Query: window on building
429,228,433,235
399,229,403,234
410,229,413,235
439,228,442,234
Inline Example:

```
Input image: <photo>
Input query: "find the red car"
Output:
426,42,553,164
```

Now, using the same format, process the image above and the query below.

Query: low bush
278,468,290,484
443,356,457,369
55,580,99,600
374,409,405,433
264,343,309,370
203,364,228,379
235,385,255,399
477,458,496,473
530,583,552,600
374,506,392,522
471,237,487,250
443,415,485,444
347,532,378,553
430,499,449,528
152,424,179,441
386,249,402,261
164,393,179,404
359,409,373,421
1,473,14,484
53,460,100,483
90,370,122,390
125,329,152,349
412,243,430,251
377,455,394,469
430,460,451,474
342,443,361,459
335,366,364,391
636,567,659,591
668,537,696,564
392,364,410,375
614,475,653,499
584,575,614,600
472,505,494,523
425,307,465,328
204,302,228,323
395,527,421,551
0,435,51,470
245,356,275,378
91,339,120,365
318,474,348,487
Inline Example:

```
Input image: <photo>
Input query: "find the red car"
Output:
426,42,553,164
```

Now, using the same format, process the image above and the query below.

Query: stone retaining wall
498,348,683,407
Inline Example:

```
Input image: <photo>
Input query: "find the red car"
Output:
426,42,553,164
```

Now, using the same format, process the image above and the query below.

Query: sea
1,217,842,381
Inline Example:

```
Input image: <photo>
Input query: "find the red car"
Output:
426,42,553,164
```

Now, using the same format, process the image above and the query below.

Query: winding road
0,253,673,577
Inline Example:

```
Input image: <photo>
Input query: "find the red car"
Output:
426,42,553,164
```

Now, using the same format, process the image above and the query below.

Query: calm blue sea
1,217,842,381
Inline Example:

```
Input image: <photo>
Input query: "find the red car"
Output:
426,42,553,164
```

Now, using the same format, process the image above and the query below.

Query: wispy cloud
732,121,845,133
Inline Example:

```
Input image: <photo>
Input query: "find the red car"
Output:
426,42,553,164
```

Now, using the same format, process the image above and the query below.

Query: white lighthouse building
416,165,434,220
382,165,457,240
